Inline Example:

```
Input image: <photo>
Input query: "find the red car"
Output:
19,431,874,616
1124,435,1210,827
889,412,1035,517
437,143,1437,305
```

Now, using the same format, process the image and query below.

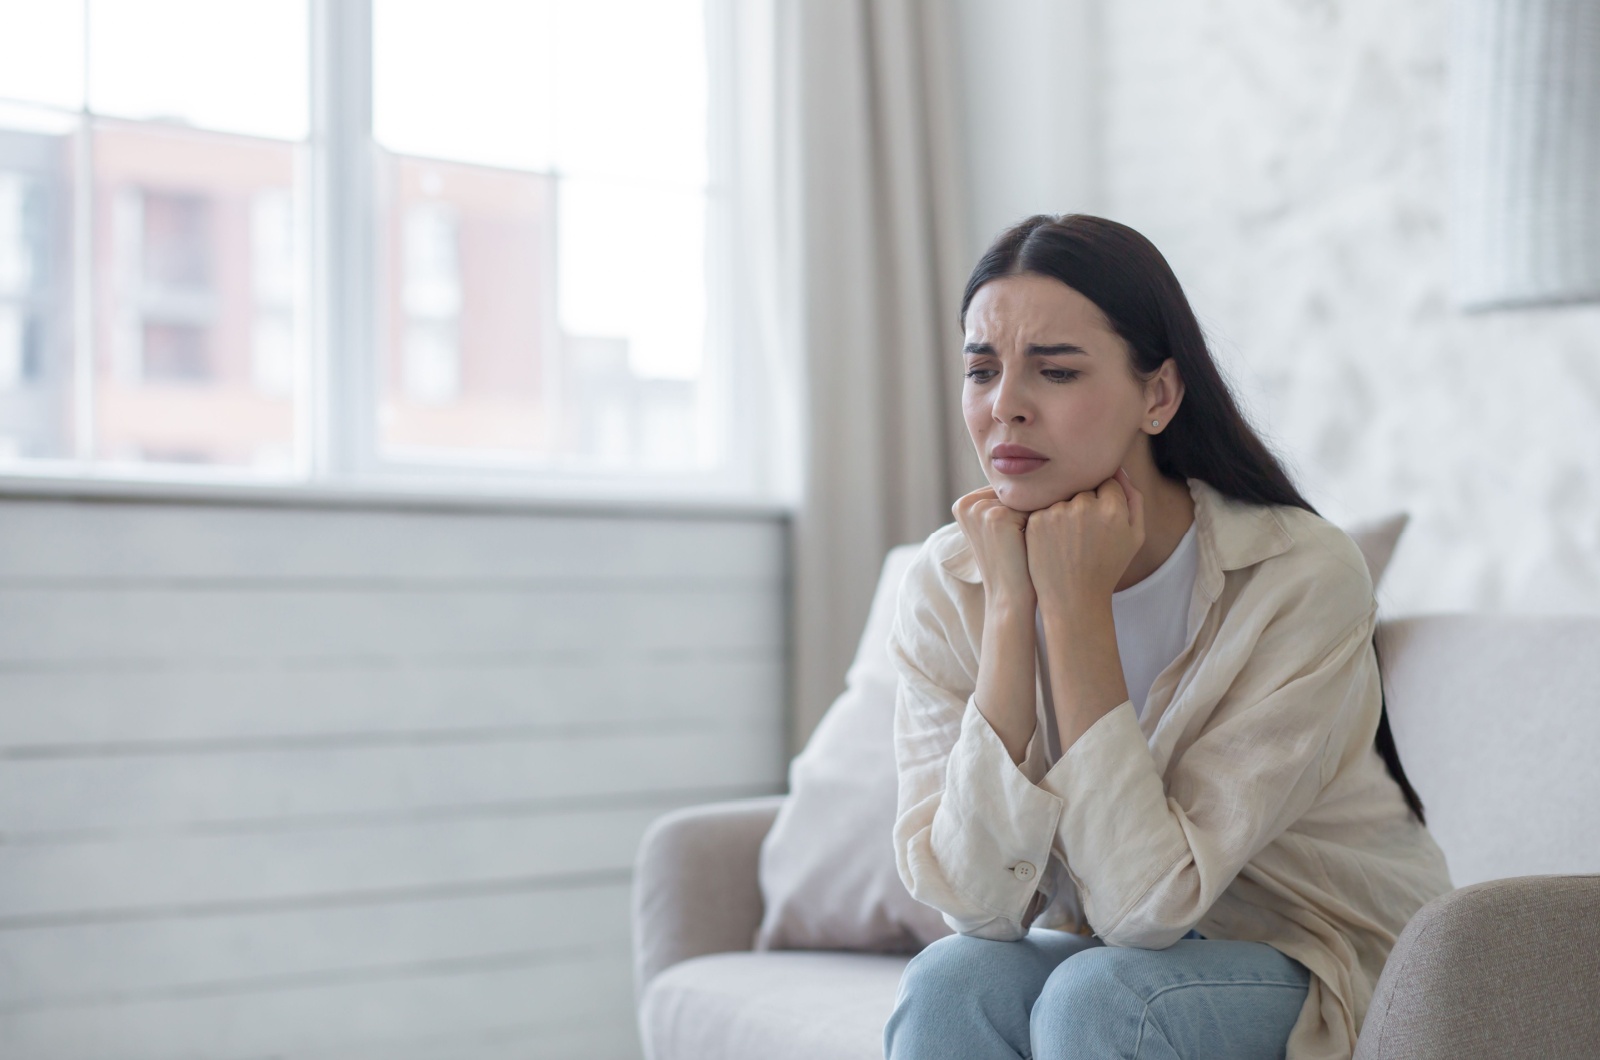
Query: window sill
0,469,793,522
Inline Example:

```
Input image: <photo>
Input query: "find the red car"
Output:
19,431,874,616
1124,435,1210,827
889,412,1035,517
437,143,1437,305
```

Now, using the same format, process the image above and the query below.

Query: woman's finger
952,485,996,518
1116,466,1145,531
1096,473,1127,520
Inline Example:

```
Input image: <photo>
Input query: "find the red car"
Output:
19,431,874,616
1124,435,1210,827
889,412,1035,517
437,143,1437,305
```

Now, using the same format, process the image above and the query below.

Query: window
0,119,74,461
0,0,762,497
0,171,50,390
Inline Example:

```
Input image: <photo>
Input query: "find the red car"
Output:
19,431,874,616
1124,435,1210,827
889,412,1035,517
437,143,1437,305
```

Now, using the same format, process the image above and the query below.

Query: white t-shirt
1035,519,1199,757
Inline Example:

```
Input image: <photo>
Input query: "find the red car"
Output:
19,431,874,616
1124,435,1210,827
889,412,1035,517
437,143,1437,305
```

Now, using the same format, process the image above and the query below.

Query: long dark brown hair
961,213,1425,825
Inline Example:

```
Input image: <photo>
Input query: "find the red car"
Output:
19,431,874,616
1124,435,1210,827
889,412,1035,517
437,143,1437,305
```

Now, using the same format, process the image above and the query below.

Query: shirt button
1013,861,1036,881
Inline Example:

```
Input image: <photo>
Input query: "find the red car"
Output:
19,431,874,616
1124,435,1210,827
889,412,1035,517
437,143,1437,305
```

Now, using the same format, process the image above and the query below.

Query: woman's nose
991,373,1032,424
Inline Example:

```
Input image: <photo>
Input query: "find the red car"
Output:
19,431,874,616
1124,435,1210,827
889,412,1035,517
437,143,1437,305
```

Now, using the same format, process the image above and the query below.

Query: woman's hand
953,485,1039,762
952,486,1035,610
1025,468,1146,609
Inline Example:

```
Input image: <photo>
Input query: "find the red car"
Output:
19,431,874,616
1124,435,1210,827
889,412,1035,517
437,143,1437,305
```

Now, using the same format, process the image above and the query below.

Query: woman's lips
991,456,1048,474
990,444,1048,475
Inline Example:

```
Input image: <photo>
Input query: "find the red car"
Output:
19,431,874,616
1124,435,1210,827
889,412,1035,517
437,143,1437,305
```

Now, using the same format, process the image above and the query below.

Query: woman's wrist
984,584,1038,622
1037,593,1129,751
976,589,1039,764
1038,589,1112,635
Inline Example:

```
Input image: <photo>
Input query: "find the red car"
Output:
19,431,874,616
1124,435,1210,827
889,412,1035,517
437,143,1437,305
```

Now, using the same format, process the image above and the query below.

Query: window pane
377,154,555,461
88,0,309,141
93,121,304,472
554,0,706,186
374,0,556,172
372,0,714,476
0,104,78,463
0,1,85,111
557,178,706,469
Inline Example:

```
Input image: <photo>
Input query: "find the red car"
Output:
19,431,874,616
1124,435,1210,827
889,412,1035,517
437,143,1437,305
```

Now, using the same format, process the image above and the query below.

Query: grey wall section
950,0,1104,258
0,495,788,1060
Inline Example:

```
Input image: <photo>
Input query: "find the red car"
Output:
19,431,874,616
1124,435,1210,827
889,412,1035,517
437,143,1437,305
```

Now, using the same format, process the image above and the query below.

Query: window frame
0,0,784,513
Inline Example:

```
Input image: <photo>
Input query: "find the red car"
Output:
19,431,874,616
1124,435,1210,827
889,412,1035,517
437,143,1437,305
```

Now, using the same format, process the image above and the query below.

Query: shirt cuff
1037,700,1186,930
931,699,1065,919
1016,720,1053,783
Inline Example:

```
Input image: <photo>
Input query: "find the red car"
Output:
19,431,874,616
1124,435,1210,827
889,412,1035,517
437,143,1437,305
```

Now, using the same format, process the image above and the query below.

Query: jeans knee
896,932,1018,1011
1030,947,1149,1047
888,933,1058,1059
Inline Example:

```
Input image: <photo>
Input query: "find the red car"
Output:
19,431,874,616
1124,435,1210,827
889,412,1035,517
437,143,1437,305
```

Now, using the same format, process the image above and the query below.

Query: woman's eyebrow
962,342,1089,356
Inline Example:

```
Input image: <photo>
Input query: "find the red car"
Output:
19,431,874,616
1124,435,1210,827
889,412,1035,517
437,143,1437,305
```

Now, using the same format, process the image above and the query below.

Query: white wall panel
0,952,638,1060
0,495,788,1059
1,882,632,1008
0,585,780,663
2,804,667,915
0,499,783,582
1,727,776,834
0,658,779,745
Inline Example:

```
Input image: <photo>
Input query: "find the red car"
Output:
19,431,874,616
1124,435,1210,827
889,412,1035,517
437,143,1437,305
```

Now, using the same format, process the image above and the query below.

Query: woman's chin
991,481,1057,514
992,472,1109,513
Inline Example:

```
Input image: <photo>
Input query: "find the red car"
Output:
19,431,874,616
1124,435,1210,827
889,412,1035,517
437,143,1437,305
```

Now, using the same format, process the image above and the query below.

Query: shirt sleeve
1038,596,1380,949
887,554,1066,941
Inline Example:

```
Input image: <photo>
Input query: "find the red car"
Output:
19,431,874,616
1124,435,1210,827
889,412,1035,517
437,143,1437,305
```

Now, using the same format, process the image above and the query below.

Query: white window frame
312,0,775,505
0,0,788,515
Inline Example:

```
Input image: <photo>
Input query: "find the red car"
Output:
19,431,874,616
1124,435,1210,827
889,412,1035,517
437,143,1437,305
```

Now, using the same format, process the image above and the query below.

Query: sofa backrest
1376,615,1600,887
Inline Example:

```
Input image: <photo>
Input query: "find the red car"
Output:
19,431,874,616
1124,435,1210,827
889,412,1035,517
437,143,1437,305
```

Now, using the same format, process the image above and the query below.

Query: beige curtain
779,0,984,751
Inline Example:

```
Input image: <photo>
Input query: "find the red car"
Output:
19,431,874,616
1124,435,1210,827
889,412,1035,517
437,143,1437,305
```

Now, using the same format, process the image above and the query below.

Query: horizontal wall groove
0,940,630,1014
0,716,775,759
0,575,784,591
0,866,639,932
0,645,779,674
0,783,780,847
220,1012,636,1060
0,476,792,521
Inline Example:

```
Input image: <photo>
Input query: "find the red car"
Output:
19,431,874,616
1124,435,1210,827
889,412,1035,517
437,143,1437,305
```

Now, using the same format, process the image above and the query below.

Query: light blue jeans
883,928,1311,1060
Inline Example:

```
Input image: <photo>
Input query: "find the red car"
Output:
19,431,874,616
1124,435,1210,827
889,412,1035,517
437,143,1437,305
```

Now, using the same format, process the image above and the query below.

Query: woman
883,214,1452,1060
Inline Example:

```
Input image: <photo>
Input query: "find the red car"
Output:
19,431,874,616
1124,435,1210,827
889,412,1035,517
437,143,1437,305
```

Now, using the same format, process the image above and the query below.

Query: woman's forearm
1040,593,1130,752
975,594,1039,763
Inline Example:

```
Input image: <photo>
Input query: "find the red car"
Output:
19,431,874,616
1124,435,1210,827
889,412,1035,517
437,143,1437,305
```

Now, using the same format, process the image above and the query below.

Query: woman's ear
1144,359,1184,433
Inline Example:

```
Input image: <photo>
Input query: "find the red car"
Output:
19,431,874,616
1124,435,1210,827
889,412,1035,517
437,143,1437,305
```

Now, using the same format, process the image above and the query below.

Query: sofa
632,547,1600,1060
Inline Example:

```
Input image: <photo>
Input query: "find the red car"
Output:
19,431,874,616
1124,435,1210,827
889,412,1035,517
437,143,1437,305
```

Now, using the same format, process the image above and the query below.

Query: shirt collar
937,477,1294,600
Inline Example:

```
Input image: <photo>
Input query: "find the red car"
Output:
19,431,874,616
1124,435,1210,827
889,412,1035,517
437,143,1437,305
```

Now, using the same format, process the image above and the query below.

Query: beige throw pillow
753,510,1409,953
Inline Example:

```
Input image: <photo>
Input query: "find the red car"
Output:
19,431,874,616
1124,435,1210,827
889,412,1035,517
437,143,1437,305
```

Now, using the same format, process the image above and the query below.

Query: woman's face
962,272,1160,512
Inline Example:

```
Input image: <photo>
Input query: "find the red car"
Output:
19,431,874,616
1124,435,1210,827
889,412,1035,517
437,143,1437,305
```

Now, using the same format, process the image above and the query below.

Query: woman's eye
963,367,1078,383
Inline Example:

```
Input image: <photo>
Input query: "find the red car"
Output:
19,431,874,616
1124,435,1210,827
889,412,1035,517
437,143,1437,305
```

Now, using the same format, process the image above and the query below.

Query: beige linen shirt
888,477,1453,1060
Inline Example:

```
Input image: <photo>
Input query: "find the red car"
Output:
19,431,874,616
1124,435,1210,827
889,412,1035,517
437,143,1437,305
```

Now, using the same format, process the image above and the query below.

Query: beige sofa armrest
632,795,785,995
1354,874,1600,1060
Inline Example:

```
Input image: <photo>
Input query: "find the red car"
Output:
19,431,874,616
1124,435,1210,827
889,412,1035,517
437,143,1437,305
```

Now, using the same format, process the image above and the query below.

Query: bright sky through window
89,0,308,140
0,2,84,111
375,0,708,382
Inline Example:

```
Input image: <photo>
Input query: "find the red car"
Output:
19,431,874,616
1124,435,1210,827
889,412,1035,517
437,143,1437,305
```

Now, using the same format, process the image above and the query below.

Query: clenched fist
1024,468,1146,607
951,486,1035,610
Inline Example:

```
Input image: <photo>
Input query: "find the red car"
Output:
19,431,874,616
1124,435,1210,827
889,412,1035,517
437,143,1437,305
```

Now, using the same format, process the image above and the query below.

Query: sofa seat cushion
639,951,910,1060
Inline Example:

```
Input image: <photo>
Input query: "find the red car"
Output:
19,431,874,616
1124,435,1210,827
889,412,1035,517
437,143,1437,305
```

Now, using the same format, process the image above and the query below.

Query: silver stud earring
1151,419,1160,428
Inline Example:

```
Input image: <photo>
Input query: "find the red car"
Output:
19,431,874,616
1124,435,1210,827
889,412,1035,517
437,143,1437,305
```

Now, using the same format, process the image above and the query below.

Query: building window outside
0,171,48,391
397,200,463,406
251,189,296,404
0,0,750,497
0,120,74,463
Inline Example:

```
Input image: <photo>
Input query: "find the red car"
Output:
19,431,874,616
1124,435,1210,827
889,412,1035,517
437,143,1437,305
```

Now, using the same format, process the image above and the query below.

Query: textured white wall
951,0,1102,253
956,0,1600,616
